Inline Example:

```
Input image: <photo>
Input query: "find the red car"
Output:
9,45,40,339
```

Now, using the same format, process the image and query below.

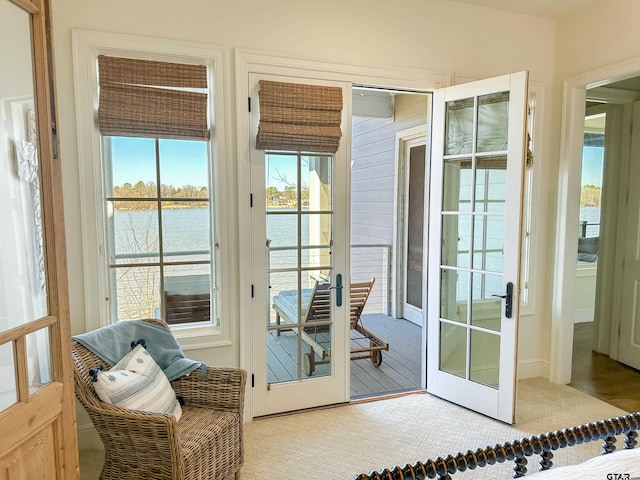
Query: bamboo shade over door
427,72,528,424
249,73,350,417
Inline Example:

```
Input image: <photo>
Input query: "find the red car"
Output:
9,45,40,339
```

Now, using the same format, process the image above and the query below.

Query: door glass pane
301,155,332,211
0,342,17,412
268,270,300,384
445,98,474,155
302,214,331,270
266,151,333,384
26,328,52,395
471,272,502,331
474,156,507,212
440,322,466,378
442,214,470,268
470,329,500,388
443,158,472,212
268,213,298,269
472,215,504,272
0,0,48,331
440,269,467,323
477,92,509,153
266,153,299,209
268,270,331,383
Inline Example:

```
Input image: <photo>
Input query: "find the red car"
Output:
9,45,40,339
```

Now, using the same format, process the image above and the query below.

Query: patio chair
71,318,246,480
164,291,210,325
273,277,388,376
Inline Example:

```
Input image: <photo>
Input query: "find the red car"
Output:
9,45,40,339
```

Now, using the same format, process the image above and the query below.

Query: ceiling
441,0,602,19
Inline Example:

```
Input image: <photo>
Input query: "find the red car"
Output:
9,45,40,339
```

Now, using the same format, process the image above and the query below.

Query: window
104,136,214,325
73,31,231,346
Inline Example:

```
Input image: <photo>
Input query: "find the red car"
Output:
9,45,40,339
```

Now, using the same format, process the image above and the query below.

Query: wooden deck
267,313,422,399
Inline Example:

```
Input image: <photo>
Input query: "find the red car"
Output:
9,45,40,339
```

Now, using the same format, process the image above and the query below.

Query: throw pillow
92,344,182,420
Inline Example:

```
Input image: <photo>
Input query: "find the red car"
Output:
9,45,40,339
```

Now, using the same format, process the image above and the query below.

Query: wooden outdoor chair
71,318,246,480
272,277,388,376
164,292,210,325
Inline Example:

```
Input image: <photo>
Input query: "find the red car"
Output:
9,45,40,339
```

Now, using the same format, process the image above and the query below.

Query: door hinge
250,193,253,207
251,284,254,298
248,97,251,112
251,374,255,388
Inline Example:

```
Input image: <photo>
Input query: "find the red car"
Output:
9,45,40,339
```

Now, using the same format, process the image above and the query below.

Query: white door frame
551,57,640,383
235,50,449,419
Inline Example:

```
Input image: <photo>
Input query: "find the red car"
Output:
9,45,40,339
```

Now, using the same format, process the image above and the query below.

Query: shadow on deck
267,313,422,399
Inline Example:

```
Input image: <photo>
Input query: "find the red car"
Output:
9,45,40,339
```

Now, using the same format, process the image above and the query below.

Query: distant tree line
581,184,601,207
112,181,208,210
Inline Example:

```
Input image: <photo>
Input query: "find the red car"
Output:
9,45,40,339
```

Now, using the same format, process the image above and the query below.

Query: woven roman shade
97,55,208,140
256,80,343,153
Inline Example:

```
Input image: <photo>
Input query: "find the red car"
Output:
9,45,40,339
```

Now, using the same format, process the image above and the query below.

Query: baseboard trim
518,360,549,380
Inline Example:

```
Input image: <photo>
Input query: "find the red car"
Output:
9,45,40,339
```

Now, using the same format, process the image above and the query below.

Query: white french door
427,72,528,424
249,73,350,417
618,101,640,370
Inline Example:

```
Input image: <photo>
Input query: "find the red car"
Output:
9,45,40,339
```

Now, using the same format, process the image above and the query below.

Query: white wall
545,0,640,382
51,0,558,381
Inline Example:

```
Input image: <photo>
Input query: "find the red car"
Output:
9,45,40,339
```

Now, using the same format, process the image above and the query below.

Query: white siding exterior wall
351,94,428,314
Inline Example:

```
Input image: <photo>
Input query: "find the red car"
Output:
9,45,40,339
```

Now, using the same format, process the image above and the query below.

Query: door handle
491,281,513,318
331,273,343,307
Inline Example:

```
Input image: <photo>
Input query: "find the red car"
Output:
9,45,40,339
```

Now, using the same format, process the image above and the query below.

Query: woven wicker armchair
72,318,246,480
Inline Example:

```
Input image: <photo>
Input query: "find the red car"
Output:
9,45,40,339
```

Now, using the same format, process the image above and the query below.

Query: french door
427,72,528,424
618,101,640,370
249,74,350,417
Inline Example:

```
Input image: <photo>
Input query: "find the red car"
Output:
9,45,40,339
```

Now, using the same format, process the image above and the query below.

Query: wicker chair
72,318,246,480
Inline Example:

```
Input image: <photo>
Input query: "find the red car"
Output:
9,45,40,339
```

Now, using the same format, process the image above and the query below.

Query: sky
110,137,208,188
581,146,604,187
110,138,300,191
111,136,593,193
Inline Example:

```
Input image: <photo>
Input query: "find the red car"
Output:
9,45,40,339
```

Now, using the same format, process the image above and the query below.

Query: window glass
104,136,214,325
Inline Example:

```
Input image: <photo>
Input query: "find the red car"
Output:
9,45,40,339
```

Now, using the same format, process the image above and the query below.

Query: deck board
267,313,422,398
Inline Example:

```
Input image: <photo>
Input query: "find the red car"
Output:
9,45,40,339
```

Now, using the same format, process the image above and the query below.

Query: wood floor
267,313,422,399
570,322,640,412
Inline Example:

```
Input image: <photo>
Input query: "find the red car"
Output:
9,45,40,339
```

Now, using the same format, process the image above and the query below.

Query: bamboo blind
97,55,208,140
256,80,343,153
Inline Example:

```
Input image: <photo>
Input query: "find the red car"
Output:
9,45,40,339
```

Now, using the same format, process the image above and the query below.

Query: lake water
112,208,314,318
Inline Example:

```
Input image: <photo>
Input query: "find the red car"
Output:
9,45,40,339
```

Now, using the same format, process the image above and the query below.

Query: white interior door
249,74,350,417
618,101,640,370
427,72,528,424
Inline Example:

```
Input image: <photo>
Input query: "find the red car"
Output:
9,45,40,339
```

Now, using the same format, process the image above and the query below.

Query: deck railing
579,220,600,238
351,244,392,316
114,243,394,318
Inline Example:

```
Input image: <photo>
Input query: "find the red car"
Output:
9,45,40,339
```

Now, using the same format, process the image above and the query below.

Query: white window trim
72,30,233,349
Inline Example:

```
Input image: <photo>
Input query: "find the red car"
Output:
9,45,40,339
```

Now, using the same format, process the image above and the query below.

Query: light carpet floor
79,377,629,479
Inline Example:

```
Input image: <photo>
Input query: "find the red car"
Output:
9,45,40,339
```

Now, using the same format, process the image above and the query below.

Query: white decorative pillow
92,344,182,420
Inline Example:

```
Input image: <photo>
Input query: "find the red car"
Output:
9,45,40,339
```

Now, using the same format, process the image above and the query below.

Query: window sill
171,323,231,350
